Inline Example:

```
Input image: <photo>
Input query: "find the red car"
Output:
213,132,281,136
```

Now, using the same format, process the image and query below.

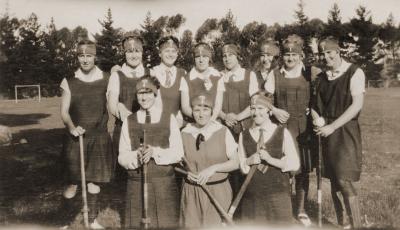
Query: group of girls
60,31,348,229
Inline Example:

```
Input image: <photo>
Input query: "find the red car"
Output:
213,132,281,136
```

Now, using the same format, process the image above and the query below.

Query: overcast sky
2,0,399,37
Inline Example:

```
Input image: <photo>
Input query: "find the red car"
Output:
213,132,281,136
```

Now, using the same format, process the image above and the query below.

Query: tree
176,29,194,72
328,3,341,25
14,13,47,86
94,8,124,72
294,0,308,26
322,3,347,40
0,15,20,96
239,21,268,69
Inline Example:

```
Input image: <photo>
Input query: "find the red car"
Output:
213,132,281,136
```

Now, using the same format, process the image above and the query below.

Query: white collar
121,63,145,77
182,120,223,140
74,66,103,82
139,102,161,115
280,62,305,78
189,67,220,80
223,66,245,82
326,59,351,80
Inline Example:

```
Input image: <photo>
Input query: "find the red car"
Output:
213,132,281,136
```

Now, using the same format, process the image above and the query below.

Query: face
195,55,210,72
250,104,270,126
260,54,274,72
320,49,341,68
159,47,178,67
283,53,301,70
222,52,239,71
78,53,95,73
137,91,156,110
124,41,143,68
192,105,212,127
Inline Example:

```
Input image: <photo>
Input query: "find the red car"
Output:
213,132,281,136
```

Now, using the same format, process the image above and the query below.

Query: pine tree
176,29,194,72
0,15,20,96
15,13,46,86
141,11,161,68
240,21,268,69
328,3,341,25
294,0,308,26
94,8,123,72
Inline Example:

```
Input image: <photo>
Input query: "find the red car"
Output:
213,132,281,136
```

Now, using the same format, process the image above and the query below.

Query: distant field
0,88,399,229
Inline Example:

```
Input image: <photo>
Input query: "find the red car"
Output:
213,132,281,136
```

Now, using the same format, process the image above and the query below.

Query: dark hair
139,74,161,90
122,30,144,45
250,91,274,105
158,36,180,49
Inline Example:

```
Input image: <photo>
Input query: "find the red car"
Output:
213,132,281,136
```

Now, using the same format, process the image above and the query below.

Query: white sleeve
225,128,238,159
350,68,366,96
281,129,300,172
264,71,275,94
152,115,184,165
249,71,259,96
106,72,120,97
60,78,70,93
118,118,139,169
179,77,188,92
217,78,226,92
238,133,250,174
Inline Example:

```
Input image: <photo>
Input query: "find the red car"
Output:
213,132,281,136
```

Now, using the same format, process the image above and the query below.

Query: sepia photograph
0,0,399,229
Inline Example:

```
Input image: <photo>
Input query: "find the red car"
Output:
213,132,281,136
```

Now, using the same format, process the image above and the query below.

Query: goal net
367,80,385,88
14,84,41,103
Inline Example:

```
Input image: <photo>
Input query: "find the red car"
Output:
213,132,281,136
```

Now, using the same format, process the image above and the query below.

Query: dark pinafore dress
180,126,232,228
222,69,252,141
159,68,185,116
124,111,179,229
63,72,113,183
316,64,362,182
184,74,220,122
112,68,150,163
256,71,266,90
274,67,315,173
241,126,293,223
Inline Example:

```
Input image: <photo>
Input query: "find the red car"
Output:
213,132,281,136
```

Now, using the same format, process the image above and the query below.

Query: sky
1,0,399,37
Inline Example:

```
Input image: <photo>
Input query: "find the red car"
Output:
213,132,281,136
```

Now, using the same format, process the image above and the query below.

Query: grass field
0,88,399,229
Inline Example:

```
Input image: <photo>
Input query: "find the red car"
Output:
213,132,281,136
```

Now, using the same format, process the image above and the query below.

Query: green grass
1,89,400,229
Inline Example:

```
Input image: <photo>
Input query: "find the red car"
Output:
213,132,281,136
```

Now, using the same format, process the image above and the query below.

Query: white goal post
14,84,41,103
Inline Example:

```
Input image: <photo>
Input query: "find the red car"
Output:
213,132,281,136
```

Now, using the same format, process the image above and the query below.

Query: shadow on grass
0,128,67,226
0,113,51,127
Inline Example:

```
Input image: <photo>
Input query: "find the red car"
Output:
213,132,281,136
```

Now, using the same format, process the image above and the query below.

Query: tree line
1,1,400,98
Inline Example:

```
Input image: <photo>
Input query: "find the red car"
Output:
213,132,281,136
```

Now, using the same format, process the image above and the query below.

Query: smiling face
78,53,96,73
193,105,212,127
282,52,301,70
250,104,270,126
260,53,274,72
320,49,341,69
124,40,143,68
159,47,178,67
137,91,156,110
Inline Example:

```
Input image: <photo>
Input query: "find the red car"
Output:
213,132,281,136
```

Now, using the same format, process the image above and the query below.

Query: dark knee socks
295,173,309,214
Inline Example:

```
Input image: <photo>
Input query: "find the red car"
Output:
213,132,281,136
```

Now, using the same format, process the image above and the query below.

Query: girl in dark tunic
255,40,280,90
264,34,321,226
238,91,300,226
180,94,238,228
60,40,112,229
181,42,225,122
151,36,188,127
118,75,184,229
314,37,365,229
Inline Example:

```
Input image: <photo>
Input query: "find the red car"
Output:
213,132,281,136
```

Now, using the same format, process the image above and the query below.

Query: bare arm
180,89,192,118
211,90,223,121
60,88,75,132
